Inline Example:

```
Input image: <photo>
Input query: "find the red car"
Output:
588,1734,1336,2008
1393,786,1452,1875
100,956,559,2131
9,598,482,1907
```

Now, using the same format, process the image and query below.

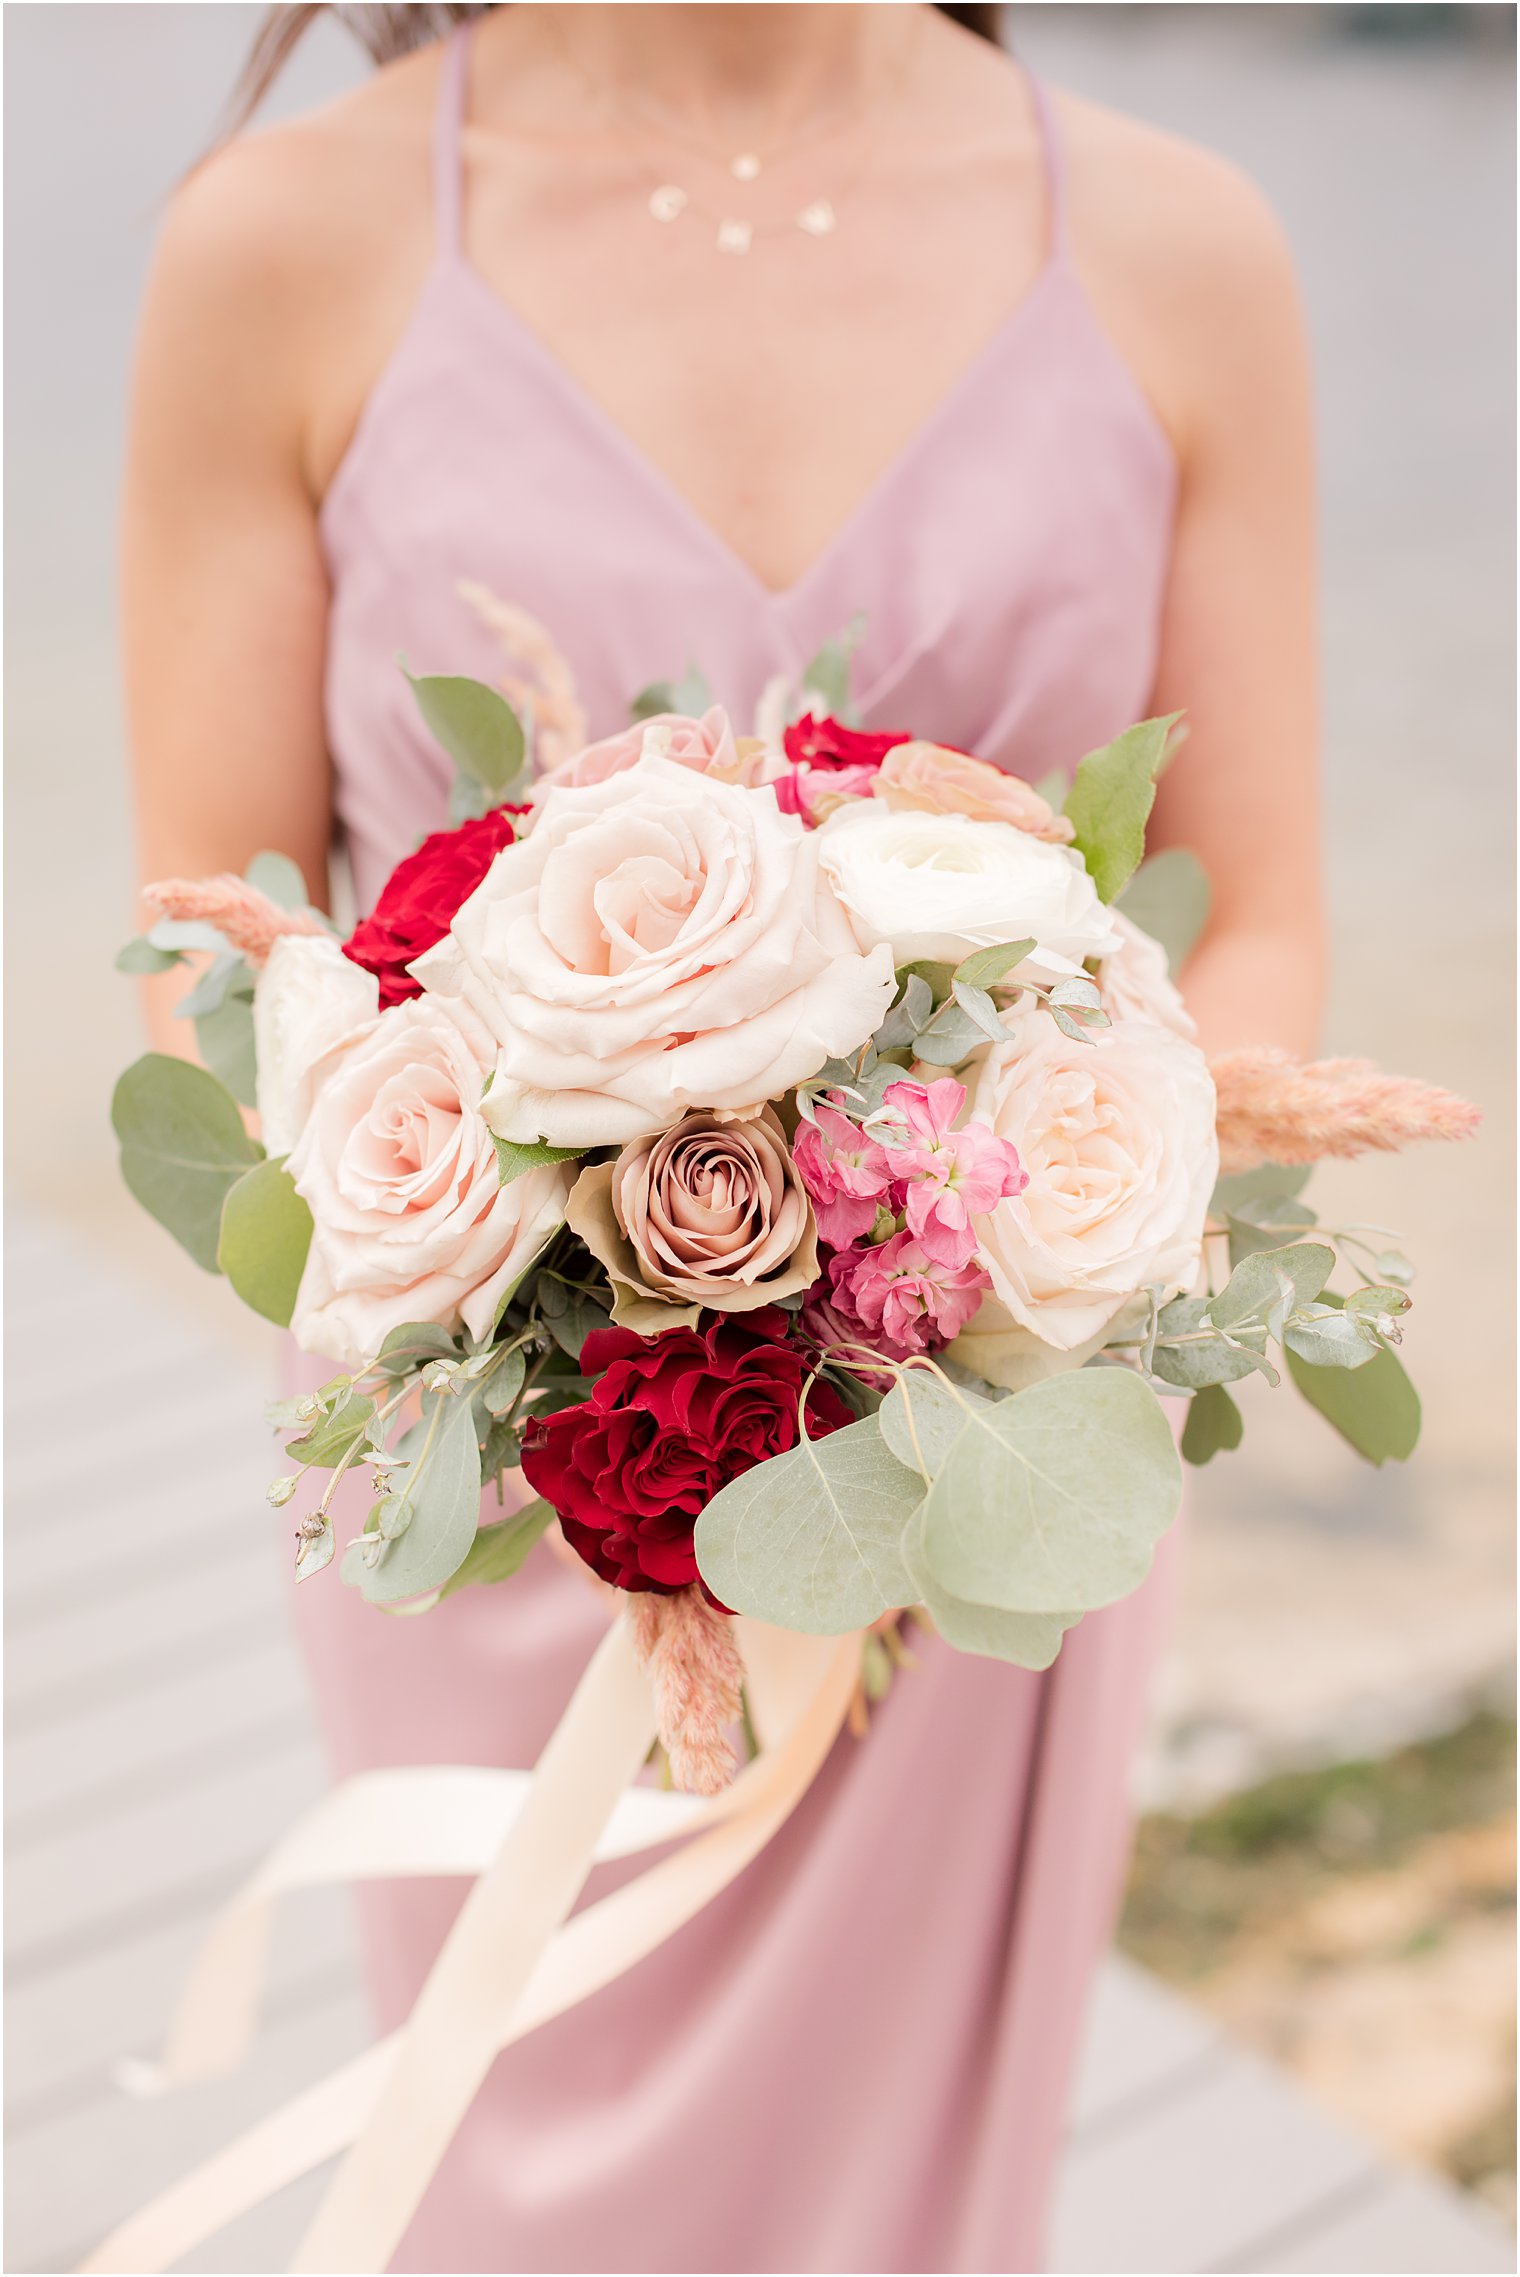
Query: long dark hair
222,3,1005,139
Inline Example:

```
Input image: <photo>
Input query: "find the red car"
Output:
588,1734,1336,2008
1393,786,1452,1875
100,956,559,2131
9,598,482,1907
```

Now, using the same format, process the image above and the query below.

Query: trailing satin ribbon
80,1616,860,2275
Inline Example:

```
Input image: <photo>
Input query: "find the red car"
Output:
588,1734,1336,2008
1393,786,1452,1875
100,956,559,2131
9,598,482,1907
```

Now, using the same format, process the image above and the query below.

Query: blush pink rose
874,742,1076,843
530,707,760,799
414,755,896,1148
286,996,571,1368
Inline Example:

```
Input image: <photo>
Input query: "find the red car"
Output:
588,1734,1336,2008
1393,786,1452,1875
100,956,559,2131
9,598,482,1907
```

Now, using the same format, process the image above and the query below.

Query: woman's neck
507,3,920,145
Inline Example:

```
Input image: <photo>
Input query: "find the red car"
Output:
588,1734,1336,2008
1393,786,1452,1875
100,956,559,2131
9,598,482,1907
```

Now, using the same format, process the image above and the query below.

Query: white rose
253,934,378,1157
1098,911,1196,1038
967,1002,1218,1350
814,802,1121,983
413,755,895,1149
286,996,571,1368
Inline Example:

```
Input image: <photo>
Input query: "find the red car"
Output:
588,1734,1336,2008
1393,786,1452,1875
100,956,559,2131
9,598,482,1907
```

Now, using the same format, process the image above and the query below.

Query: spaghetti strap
432,24,472,258
1024,69,1069,265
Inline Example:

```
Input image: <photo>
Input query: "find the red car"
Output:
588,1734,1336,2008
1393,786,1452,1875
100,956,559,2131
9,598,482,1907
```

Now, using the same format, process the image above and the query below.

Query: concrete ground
5,4,1513,1793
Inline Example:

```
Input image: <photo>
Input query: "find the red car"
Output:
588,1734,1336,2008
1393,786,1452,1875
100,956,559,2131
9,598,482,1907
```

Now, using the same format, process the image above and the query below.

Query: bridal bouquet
99,626,1479,2273
115,638,1478,1788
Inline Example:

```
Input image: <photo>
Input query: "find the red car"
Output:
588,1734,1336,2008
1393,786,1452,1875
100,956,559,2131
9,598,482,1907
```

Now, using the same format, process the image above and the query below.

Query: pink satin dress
294,29,1181,2273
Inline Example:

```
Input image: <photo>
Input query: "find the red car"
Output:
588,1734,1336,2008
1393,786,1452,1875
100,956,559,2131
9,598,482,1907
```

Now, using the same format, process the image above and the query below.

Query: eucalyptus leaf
896,959,959,1002
1210,1243,1335,1334
693,1413,923,1634
217,1156,313,1327
244,850,310,911
1210,1162,1312,1218
372,1322,463,1377
799,613,866,721
918,1366,1181,1614
873,972,935,1051
358,1388,483,1602
1345,1284,1412,1324
1287,1329,1421,1464
439,1496,557,1596
403,666,526,796
879,1370,991,1479
482,1344,528,1417
1062,714,1179,902
950,979,1012,1046
194,987,259,1109
630,664,714,723
1284,1310,1379,1370
294,1526,335,1583
146,917,231,955
174,950,253,1023
115,935,185,976
1116,847,1212,974
915,998,994,1067
286,1387,376,1468
1180,1382,1244,1465
112,1052,264,1272
1048,1004,1099,1046
1150,1297,1267,1389
951,938,1037,991
491,1132,582,1186
902,1504,1079,1668
1375,1249,1416,1288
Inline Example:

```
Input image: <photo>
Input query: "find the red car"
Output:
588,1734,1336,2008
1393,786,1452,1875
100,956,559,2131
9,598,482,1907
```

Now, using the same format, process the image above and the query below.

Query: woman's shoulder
1050,83,1308,453
157,45,440,308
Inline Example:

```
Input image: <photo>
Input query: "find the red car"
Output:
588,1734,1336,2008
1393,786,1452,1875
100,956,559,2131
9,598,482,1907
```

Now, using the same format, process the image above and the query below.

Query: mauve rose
874,742,1076,844
413,755,896,1148
520,1310,853,1596
566,1107,818,1332
286,995,571,1369
342,807,521,1008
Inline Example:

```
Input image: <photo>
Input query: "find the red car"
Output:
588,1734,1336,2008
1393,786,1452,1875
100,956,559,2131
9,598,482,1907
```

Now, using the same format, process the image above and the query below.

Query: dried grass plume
626,1587,746,1797
1211,1047,1481,1175
143,877,327,969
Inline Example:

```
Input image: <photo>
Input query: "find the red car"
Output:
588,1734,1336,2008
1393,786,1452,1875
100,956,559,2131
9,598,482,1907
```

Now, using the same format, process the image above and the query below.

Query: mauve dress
291,28,1182,2275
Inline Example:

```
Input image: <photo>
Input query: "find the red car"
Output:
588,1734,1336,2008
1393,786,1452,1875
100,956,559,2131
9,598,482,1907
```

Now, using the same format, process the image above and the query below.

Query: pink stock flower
791,1100,895,1245
820,1234,989,1360
879,1079,1028,1267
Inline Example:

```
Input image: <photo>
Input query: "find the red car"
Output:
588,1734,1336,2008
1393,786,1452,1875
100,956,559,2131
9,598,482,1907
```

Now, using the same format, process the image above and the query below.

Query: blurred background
5,4,1514,2270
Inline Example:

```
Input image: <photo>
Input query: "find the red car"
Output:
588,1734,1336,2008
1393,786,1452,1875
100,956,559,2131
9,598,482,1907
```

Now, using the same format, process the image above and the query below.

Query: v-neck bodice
319,26,1177,912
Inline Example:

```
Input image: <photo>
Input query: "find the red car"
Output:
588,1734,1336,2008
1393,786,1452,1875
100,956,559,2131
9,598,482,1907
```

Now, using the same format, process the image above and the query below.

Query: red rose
342,806,521,1008
520,1309,852,1598
783,714,912,773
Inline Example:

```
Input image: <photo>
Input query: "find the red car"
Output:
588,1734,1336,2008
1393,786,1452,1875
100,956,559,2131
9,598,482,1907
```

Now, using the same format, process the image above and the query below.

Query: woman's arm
1072,110,1327,1059
122,139,340,1056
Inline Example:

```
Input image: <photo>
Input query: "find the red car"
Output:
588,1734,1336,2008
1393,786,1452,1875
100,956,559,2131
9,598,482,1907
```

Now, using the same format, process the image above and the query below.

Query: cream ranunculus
254,933,379,1157
413,755,896,1149
286,996,571,1368
814,801,1121,984
1097,910,1196,1038
966,1001,1218,1349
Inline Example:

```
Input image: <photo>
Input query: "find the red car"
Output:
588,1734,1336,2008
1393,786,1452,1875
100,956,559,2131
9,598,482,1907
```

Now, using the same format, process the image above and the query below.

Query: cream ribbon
81,1615,860,2275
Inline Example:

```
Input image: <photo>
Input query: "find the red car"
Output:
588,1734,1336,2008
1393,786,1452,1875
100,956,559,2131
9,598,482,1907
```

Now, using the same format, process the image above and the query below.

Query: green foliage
439,1496,556,1597
878,1370,992,1477
1062,715,1179,902
918,1366,1181,1614
286,1385,376,1468
1116,847,1212,973
217,1157,313,1326
355,1387,483,1602
115,935,185,975
1210,1162,1312,1217
480,1344,528,1417
1149,1296,1267,1388
952,938,1037,991
112,1053,264,1271
403,666,526,799
371,1322,463,1377
244,849,310,911
490,1133,582,1186
193,975,258,1108
799,612,867,722
1210,1242,1336,1336
630,664,714,723
1180,1382,1244,1465
693,1412,923,1634
904,1503,1079,1667
1287,1304,1422,1464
